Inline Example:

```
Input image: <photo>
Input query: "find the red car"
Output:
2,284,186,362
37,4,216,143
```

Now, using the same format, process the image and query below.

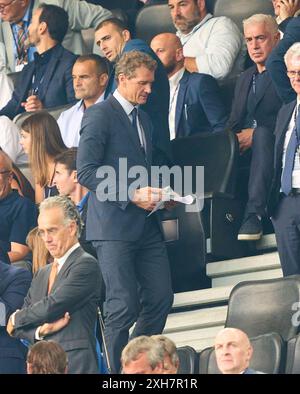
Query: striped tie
16,21,28,65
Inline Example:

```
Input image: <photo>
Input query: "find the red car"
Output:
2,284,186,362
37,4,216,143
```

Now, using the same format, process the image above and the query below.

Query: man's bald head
214,328,253,374
150,33,184,77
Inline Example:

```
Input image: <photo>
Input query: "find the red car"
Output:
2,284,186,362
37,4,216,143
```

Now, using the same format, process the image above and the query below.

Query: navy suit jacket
266,17,299,104
77,95,159,242
268,100,296,216
175,70,228,138
105,39,171,166
0,44,77,120
227,65,282,134
0,262,32,374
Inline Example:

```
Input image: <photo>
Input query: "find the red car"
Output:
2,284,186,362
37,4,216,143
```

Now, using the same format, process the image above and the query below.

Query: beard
174,9,201,34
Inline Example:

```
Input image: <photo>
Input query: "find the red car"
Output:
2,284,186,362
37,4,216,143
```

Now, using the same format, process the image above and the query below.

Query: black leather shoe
238,214,263,241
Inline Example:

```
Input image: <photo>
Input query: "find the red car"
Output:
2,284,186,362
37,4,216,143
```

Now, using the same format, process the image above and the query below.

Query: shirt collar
169,67,185,88
77,92,105,113
113,89,136,116
56,242,80,269
177,13,213,40
34,44,57,65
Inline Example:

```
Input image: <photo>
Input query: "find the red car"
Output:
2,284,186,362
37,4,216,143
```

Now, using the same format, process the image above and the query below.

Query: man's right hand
131,187,162,211
39,312,70,337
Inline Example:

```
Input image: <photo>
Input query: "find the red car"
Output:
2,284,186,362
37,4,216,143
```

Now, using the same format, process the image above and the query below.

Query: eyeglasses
287,70,300,78
0,0,17,12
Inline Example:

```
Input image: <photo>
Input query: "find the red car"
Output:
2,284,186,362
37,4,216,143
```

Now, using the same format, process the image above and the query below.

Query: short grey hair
151,335,179,369
39,196,82,238
115,51,157,82
243,14,278,35
285,42,300,66
121,336,164,370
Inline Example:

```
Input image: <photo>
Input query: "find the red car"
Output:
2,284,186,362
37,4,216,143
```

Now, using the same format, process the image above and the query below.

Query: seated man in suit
167,0,245,80
150,32,228,139
57,54,109,148
0,0,112,73
0,4,77,120
268,43,300,277
6,196,102,374
0,261,32,373
214,328,263,374
227,14,282,241
0,150,37,263
95,17,171,166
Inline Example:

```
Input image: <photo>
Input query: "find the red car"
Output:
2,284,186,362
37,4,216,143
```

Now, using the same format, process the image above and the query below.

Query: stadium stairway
163,234,283,352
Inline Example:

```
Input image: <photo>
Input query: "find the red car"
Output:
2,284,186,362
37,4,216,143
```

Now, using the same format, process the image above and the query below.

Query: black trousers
240,126,275,217
93,216,173,374
272,193,300,276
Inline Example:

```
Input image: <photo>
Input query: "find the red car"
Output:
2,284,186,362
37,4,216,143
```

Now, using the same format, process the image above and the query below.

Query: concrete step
164,306,227,334
206,252,282,287
165,326,223,352
173,286,233,309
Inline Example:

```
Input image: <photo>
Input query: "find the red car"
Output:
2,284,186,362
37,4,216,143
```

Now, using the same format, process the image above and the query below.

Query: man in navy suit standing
77,51,174,374
0,4,77,120
95,17,171,166
150,32,228,139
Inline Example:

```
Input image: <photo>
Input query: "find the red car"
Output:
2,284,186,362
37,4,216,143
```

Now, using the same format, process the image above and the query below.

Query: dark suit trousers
271,194,300,276
93,216,173,374
244,126,275,216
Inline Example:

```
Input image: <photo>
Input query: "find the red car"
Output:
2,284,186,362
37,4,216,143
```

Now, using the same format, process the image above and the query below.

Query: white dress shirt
0,116,27,165
168,68,185,140
281,100,300,188
113,89,147,150
177,13,245,80
57,94,104,148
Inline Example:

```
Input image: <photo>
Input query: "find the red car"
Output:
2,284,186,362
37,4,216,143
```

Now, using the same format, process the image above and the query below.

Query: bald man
150,33,228,140
214,328,262,374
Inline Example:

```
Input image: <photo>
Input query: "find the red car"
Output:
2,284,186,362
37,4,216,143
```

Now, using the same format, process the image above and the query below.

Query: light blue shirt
11,0,36,67
57,94,104,148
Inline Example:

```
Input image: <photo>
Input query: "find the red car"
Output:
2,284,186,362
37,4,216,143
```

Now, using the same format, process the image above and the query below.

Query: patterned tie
47,260,59,295
281,105,300,196
131,107,146,157
16,21,28,65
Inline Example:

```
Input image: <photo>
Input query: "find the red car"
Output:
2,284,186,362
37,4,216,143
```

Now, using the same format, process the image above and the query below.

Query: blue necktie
281,105,300,196
131,107,146,157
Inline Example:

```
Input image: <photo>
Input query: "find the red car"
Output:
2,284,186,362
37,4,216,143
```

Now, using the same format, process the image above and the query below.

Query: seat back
177,346,198,374
199,332,285,374
171,131,239,196
285,334,300,374
13,103,73,128
161,199,207,292
213,0,274,31
135,4,176,44
94,0,137,10
225,276,300,341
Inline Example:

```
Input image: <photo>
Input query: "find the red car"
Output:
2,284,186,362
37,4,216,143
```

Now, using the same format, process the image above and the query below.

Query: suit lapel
109,96,148,163
2,22,15,72
237,66,255,123
139,111,152,166
253,74,272,109
276,101,296,168
17,62,35,107
175,71,189,136
37,45,62,102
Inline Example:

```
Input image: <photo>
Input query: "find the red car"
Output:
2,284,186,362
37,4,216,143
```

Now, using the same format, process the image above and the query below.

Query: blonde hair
21,111,66,188
26,227,51,274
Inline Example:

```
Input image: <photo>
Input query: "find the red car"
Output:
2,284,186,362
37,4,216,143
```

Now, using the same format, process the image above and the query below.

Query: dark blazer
268,100,296,216
227,65,282,134
12,247,102,374
266,17,299,104
0,262,32,374
175,70,228,138
77,94,156,242
0,44,77,120
105,38,171,165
